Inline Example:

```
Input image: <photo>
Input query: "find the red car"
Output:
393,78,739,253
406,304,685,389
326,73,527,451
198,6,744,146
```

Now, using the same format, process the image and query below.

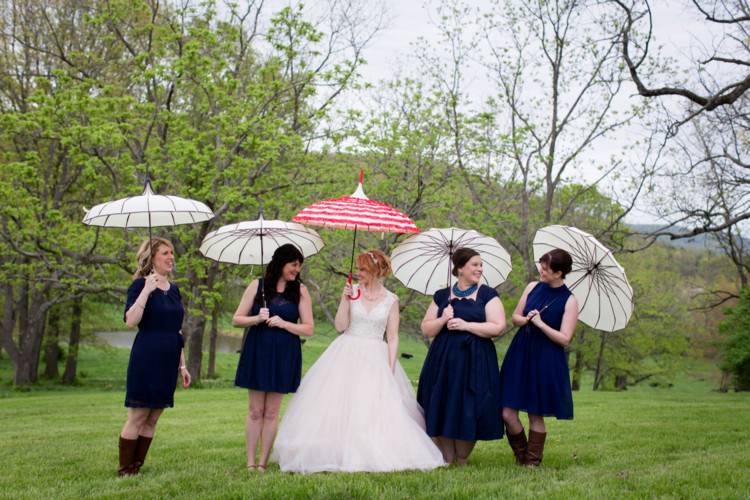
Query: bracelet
179,365,186,370
132,301,145,310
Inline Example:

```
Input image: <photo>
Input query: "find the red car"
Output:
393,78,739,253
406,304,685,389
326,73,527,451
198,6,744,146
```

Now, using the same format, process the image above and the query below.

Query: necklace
452,282,478,298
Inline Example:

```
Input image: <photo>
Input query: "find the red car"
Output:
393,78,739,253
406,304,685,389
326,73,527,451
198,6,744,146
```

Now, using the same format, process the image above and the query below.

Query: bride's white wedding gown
272,289,445,473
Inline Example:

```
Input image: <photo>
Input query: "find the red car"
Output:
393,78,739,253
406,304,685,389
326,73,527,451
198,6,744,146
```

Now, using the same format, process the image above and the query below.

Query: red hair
356,249,391,279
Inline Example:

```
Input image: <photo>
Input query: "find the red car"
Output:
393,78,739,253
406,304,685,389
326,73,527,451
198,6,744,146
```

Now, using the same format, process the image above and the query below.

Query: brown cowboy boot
131,435,153,474
525,430,546,466
506,428,528,465
118,437,138,476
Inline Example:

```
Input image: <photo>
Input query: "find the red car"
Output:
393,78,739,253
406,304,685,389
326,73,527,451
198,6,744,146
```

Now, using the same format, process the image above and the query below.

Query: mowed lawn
1,328,749,499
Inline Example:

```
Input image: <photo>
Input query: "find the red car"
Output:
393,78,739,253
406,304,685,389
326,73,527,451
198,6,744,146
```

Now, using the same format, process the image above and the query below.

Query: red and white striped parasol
293,171,419,233
293,169,419,299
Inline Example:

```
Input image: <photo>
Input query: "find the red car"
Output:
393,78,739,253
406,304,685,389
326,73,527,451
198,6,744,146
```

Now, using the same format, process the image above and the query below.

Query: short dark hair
539,248,573,278
451,247,480,277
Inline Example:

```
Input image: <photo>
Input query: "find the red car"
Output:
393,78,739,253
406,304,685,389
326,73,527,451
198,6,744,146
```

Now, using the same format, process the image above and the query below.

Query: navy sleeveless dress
235,282,302,394
417,285,504,441
499,281,574,419
124,278,185,408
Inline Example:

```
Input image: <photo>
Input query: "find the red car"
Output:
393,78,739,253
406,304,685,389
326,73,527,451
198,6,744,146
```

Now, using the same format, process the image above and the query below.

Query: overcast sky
361,1,713,87
260,1,722,224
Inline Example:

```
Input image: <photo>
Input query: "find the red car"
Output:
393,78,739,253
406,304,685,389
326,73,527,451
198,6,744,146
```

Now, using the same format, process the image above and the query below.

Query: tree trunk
207,304,218,379
1,283,20,369
28,290,48,383
17,278,29,355
63,297,83,384
4,274,51,386
43,305,61,379
305,278,335,325
13,280,46,386
571,328,585,391
10,273,52,386
719,371,730,393
521,181,534,281
14,357,35,386
186,312,206,383
184,261,219,383
592,331,607,390
615,375,628,391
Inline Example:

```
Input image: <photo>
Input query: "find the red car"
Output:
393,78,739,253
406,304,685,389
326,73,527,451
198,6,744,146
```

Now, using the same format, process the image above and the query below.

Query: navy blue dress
499,282,574,419
235,281,302,394
124,278,185,408
417,285,504,441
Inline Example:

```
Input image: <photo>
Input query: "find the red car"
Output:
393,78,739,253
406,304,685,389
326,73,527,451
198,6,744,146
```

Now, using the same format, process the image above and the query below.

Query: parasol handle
537,271,588,315
535,264,593,315
347,272,361,300
346,224,361,300
537,300,554,315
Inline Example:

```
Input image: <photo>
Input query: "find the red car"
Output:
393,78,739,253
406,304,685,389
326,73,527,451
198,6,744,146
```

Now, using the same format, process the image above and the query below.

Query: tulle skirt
272,333,445,473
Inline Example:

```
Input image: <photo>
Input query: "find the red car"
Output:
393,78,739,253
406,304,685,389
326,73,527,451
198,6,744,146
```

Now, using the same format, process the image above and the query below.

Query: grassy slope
1,327,749,499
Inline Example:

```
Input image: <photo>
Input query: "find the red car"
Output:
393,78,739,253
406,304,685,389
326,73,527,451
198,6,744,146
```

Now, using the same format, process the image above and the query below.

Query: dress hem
277,462,446,474
501,404,573,420
425,431,504,441
124,402,174,409
234,383,298,394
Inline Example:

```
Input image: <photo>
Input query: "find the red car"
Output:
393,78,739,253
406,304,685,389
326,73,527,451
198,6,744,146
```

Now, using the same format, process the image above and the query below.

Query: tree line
1,0,747,390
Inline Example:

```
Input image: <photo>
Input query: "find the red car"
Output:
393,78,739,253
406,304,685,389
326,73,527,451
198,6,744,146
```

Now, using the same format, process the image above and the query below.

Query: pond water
93,331,243,353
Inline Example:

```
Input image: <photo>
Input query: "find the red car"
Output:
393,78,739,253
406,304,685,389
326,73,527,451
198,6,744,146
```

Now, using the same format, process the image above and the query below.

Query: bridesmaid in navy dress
233,244,314,472
500,248,579,466
118,237,191,476
417,248,507,465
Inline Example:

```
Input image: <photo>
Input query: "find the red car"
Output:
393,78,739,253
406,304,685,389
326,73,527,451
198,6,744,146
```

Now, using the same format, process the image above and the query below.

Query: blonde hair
356,249,391,279
133,237,175,278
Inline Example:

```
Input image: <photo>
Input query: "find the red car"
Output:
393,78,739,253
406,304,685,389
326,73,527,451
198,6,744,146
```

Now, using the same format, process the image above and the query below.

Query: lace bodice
344,288,398,340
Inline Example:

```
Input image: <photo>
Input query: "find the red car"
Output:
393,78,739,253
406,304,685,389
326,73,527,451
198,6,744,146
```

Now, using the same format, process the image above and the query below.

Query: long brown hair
255,243,305,305
133,237,175,279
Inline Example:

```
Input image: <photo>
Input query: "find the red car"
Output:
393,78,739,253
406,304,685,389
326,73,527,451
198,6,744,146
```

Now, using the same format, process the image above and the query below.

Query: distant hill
627,224,726,252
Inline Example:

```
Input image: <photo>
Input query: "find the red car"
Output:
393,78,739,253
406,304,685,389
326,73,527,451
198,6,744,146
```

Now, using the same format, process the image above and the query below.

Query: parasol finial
351,168,368,199
142,179,156,196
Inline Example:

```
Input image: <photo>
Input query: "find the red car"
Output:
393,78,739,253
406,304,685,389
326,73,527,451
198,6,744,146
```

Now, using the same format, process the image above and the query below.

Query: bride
272,249,445,473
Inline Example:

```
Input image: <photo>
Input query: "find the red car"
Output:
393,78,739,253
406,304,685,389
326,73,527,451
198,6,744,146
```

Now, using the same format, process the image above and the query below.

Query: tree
645,96,750,285
613,0,750,128
720,286,750,390
0,3,133,384
326,78,471,331
0,0,383,385
161,1,382,381
612,1,750,247
413,0,653,283
571,244,691,390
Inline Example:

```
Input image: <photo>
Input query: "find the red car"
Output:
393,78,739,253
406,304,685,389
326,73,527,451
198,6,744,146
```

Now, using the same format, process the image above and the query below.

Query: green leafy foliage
720,287,750,390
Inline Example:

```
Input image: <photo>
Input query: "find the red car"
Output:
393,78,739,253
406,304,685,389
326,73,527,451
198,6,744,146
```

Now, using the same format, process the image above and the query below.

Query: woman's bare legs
246,390,266,468
502,407,524,435
528,413,546,433
121,408,150,439
454,440,476,465
139,409,164,437
258,392,283,469
433,436,456,464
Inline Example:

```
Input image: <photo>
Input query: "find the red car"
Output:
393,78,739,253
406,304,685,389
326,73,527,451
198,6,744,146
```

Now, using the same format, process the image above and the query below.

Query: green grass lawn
1,327,749,499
